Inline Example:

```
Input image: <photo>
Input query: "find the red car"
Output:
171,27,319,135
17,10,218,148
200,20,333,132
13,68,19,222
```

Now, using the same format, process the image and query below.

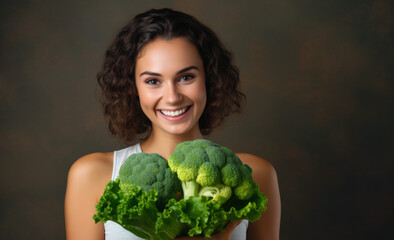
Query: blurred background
0,0,393,239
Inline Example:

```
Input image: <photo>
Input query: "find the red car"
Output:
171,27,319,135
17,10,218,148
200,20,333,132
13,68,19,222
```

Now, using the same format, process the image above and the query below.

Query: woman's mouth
159,106,191,120
161,107,188,117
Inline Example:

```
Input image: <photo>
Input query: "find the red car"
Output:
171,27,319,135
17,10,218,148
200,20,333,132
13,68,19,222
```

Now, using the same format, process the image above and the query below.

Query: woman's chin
156,121,200,137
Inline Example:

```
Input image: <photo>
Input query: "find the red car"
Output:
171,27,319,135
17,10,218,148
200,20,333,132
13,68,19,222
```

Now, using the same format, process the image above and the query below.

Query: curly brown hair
97,8,245,144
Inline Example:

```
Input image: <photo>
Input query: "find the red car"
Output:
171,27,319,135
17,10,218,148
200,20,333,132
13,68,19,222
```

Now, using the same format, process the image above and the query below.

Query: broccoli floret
196,162,220,187
233,164,257,200
168,139,258,203
221,162,242,187
119,152,180,210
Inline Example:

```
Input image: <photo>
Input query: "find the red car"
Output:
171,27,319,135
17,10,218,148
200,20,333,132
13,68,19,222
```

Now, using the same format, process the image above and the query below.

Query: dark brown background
0,0,393,239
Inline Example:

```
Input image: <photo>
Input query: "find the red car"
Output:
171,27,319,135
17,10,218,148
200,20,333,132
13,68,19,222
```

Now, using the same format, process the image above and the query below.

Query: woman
65,8,280,240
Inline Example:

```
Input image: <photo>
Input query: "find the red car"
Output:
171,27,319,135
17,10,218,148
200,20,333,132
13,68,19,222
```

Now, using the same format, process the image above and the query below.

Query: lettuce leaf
156,196,227,238
93,179,182,240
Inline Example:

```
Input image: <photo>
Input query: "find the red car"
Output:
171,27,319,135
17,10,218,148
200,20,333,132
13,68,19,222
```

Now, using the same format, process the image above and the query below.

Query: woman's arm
237,153,281,240
64,153,113,240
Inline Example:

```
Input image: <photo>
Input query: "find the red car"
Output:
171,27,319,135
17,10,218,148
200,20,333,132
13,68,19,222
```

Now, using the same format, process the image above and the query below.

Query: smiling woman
135,38,206,140
94,9,244,145
64,8,280,240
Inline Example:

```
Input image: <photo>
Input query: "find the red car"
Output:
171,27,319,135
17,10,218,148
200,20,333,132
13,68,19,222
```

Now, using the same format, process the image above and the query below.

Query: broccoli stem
199,185,232,204
182,181,200,199
199,186,219,198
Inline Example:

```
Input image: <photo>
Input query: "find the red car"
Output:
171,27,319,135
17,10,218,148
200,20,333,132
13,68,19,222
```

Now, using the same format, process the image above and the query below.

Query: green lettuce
93,179,182,240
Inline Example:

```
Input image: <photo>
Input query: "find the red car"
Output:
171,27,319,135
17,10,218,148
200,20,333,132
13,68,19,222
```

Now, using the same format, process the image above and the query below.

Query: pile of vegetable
93,139,268,240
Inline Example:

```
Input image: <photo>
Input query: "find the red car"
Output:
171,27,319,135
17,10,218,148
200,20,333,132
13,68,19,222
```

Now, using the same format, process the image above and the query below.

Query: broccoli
94,152,182,240
119,152,180,210
168,139,257,203
161,139,268,238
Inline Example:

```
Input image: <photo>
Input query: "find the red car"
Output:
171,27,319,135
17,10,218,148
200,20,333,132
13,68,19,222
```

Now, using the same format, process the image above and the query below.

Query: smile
160,106,190,117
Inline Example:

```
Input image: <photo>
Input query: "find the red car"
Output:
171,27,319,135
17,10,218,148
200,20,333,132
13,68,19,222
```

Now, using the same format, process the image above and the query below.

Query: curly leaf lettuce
93,179,182,240
94,180,268,239
156,191,267,239
224,186,268,223
157,196,227,238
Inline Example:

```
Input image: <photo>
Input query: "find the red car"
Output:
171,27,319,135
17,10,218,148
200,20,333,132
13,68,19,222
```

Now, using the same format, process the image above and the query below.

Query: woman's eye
146,79,160,85
180,74,194,82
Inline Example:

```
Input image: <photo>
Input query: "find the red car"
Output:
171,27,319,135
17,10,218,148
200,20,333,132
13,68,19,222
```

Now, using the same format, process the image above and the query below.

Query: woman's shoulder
235,153,277,177
67,152,114,193
69,152,113,176
235,153,279,193
65,152,115,239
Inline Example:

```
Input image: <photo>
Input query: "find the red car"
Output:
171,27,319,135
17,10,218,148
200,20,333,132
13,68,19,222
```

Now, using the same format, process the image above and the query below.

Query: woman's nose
164,84,183,105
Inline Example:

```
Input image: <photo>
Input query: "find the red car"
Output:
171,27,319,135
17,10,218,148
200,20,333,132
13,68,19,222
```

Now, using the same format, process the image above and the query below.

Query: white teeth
161,107,187,117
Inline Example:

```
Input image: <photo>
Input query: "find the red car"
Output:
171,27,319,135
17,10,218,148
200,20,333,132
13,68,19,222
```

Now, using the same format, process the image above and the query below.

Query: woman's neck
140,128,203,159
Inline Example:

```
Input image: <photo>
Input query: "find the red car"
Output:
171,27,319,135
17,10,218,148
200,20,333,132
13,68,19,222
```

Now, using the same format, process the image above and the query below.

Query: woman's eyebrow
139,71,161,77
139,66,199,77
177,66,199,74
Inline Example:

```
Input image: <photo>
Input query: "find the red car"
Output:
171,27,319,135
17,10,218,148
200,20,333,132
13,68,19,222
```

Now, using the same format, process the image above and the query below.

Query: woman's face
134,37,206,137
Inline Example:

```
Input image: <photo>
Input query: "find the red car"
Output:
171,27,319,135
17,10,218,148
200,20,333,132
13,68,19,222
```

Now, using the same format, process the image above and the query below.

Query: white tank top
104,143,248,240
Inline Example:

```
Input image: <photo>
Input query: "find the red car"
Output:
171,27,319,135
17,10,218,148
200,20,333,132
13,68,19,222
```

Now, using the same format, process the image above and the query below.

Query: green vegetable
159,139,267,237
118,152,180,210
93,139,268,239
168,139,256,202
93,153,182,240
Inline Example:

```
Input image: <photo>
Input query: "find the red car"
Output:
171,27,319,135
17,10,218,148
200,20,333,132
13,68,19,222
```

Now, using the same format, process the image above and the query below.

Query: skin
64,37,280,240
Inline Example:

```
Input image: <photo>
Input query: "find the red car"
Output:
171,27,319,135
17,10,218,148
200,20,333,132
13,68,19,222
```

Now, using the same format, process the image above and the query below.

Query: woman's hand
174,220,242,240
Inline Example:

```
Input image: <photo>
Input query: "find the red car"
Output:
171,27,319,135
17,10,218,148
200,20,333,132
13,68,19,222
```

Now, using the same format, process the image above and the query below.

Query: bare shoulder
236,153,274,170
68,152,113,179
66,152,114,200
235,153,278,187
65,153,114,239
